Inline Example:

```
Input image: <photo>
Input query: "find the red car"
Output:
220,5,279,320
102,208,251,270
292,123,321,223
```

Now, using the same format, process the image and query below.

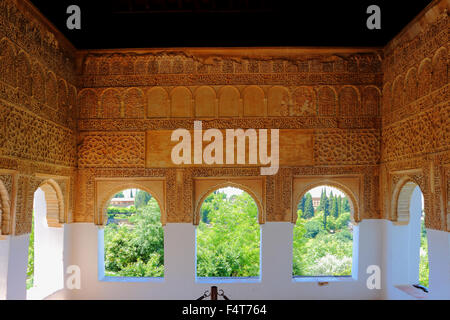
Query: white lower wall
381,187,450,300
28,189,65,300
1,217,448,300
63,220,385,300
426,229,450,300
0,234,29,300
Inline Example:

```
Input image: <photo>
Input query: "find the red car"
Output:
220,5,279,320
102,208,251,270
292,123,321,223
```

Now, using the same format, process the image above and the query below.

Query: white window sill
196,277,261,284
394,285,429,299
27,286,58,300
292,276,355,283
100,276,164,283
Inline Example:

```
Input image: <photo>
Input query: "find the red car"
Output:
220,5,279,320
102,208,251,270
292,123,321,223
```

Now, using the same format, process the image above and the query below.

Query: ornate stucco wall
380,0,449,231
0,0,77,236
0,0,448,237
75,47,383,224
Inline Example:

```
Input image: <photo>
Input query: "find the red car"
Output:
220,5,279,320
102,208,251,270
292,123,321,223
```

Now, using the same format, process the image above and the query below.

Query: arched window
196,187,261,280
102,188,164,279
391,182,429,293
27,184,64,300
293,186,355,278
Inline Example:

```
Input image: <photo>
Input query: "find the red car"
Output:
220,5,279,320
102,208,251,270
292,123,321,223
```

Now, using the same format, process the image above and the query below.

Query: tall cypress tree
332,196,339,218
303,193,315,219
323,193,330,217
343,197,350,213
338,195,342,216
322,191,330,229
329,190,335,216
318,188,326,213
298,196,306,213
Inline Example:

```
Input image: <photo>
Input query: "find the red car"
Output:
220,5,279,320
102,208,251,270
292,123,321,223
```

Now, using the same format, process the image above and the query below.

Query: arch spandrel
292,176,362,225
95,179,167,227
193,178,266,226
391,175,429,227
37,179,66,228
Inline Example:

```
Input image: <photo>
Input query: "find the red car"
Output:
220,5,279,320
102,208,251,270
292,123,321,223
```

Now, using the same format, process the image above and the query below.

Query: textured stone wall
0,0,447,232
381,0,449,231
0,0,77,235
75,48,383,224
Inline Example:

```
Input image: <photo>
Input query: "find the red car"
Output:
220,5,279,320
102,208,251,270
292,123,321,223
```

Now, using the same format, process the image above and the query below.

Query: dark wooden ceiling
110,0,274,13
29,0,432,49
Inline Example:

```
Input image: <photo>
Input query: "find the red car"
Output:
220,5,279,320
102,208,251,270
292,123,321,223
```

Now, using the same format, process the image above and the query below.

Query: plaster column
2,234,29,300
164,223,196,286
0,237,9,300
261,222,293,289
427,229,450,299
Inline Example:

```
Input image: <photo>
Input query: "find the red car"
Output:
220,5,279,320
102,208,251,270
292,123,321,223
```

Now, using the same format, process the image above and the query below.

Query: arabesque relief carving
0,0,447,234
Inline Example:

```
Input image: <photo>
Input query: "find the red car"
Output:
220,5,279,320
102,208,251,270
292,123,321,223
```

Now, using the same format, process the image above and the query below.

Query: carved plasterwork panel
14,175,43,235
78,133,146,168
0,172,13,236
314,129,380,165
0,0,447,233
77,84,381,122
446,166,450,231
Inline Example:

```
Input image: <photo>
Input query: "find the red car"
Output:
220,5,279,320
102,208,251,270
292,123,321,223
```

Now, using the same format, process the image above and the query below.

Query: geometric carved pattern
314,130,380,165
0,0,447,233
381,4,448,231
78,133,146,168
382,102,449,162
1,105,77,167
0,175,12,236
14,175,43,235
81,50,383,78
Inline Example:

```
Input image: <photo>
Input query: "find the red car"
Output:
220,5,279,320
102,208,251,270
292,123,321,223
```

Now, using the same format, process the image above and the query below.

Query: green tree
26,214,35,289
317,188,326,212
322,193,330,229
135,190,152,209
342,198,350,213
298,196,306,213
337,195,342,216
200,191,226,224
293,211,353,277
302,193,315,219
196,191,260,277
114,191,125,198
331,196,339,218
419,214,429,288
104,198,164,277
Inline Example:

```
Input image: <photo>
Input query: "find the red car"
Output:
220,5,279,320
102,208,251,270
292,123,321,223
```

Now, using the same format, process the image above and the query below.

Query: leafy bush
307,254,352,276
107,206,136,216
293,209,353,277
196,192,260,277
419,218,429,288
104,198,164,277
26,216,35,289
